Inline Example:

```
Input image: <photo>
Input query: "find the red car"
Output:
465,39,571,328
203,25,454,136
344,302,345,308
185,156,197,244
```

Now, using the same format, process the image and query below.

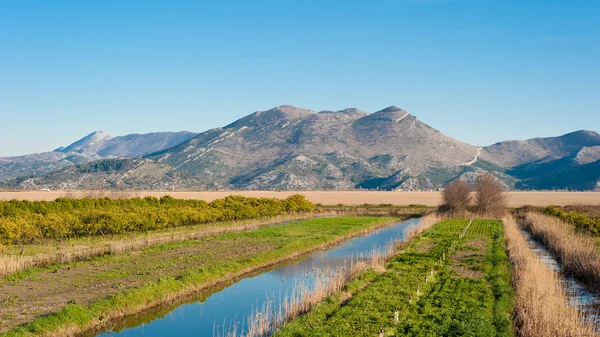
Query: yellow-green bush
0,195,314,244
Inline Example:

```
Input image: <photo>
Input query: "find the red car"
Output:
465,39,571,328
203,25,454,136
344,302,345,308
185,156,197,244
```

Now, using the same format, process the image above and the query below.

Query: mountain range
1,105,599,191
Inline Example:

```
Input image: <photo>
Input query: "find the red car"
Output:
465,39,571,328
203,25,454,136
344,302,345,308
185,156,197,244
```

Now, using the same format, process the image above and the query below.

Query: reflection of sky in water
522,230,600,325
97,218,418,337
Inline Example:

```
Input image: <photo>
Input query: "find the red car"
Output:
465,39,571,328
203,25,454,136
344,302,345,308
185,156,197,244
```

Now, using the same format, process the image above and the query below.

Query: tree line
0,195,315,244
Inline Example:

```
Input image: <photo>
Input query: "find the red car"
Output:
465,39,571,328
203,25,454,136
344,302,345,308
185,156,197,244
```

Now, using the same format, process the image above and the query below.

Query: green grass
0,216,398,337
274,219,514,337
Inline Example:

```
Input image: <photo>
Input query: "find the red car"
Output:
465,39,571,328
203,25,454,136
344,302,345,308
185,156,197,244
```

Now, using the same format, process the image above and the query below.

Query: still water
95,218,419,337
522,229,600,325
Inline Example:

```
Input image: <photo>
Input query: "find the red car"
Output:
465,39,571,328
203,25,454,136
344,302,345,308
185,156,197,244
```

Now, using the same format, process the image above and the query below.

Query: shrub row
543,206,600,236
0,195,314,244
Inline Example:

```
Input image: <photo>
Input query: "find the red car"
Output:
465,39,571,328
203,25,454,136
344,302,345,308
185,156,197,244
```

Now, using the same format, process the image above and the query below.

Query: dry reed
522,212,600,287
217,243,397,337
404,213,442,241
503,215,597,337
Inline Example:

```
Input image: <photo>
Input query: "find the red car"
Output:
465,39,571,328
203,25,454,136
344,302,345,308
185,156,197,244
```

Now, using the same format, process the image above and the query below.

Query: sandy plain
0,190,598,207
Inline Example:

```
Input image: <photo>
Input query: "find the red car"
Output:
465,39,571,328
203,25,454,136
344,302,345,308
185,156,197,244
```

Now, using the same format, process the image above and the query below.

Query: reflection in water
521,229,600,325
95,218,418,337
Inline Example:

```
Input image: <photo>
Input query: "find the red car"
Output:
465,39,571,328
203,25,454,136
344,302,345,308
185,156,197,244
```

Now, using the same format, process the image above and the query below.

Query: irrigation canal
521,229,600,326
93,218,419,337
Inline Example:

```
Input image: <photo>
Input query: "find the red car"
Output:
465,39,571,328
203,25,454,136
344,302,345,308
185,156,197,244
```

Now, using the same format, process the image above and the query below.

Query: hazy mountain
2,105,598,191
0,158,205,190
0,131,197,181
508,145,600,191
56,131,115,155
480,130,600,167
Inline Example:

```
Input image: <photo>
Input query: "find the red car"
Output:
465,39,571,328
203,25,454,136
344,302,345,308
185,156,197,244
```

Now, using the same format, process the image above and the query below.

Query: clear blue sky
1,0,598,156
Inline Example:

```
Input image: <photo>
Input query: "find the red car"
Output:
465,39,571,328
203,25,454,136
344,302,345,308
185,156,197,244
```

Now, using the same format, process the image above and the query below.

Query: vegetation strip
273,218,513,337
520,212,600,288
0,212,326,276
0,195,314,244
543,206,600,236
503,215,596,336
0,216,399,337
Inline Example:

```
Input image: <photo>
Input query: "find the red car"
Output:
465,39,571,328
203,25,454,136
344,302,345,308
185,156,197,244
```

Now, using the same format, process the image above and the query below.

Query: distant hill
0,131,197,181
481,130,600,167
2,105,598,191
0,158,205,190
508,145,600,191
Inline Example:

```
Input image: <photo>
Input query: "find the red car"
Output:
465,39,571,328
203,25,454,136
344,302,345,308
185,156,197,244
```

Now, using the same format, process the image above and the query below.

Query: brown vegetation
474,173,507,218
503,215,597,336
439,179,472,217
521,212,600,287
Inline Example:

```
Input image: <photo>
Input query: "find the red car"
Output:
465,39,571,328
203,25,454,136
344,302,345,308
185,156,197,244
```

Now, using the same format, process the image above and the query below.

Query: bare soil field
0,190,598,207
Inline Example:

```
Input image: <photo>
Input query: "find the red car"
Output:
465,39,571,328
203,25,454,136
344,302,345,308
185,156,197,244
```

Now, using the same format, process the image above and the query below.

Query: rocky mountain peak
270,105,316,116
377,105,404,113
318,108,367,115
57,131,114,155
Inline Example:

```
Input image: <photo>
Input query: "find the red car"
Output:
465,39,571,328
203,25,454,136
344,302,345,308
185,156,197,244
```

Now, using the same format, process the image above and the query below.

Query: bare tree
474,172,507,218
439,179,472,216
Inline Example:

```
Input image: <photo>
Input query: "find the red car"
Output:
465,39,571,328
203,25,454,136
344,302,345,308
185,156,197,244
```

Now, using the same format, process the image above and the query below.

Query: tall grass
404,213,442,241
503,215,597,336
522,212,600,287
217,244,397,337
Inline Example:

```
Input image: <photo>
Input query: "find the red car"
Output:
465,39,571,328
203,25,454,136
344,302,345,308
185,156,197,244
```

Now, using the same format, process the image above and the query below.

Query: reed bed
404,212,442,241
503,215,597,337
217,244,396,337
0,213,325,276
522,212,600,287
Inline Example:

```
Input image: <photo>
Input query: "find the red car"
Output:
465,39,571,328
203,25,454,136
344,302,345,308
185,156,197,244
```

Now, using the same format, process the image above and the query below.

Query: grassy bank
273,218,513,337
0,212,326,276
0,216,399,337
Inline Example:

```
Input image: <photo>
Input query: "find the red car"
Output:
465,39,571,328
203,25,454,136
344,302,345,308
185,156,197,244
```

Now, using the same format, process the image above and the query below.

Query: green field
274,219,513,337
0,216,398,336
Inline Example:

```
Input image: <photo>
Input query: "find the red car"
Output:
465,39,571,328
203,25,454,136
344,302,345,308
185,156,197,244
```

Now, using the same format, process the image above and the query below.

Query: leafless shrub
474,173,507,218
438,179,472,217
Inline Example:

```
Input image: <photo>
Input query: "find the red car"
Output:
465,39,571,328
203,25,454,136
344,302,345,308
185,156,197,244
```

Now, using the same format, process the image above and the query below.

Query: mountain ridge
1,105,598,191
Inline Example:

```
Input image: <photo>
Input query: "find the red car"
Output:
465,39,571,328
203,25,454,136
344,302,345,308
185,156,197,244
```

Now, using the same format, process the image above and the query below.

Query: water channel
94,218,419,337
521,229,600,326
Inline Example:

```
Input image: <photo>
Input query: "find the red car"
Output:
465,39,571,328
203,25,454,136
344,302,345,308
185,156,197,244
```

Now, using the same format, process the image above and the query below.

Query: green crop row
433,219,470,236
0,195,314,244
274,218,512,337
543,206,600,236
466,219,502,237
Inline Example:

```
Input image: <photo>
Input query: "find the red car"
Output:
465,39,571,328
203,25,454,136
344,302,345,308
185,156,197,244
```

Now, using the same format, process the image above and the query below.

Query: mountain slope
147,105,479,190
481,130,600,167
0,131,197,181
508,146,600,191
0,158,205,190
2,105,597,191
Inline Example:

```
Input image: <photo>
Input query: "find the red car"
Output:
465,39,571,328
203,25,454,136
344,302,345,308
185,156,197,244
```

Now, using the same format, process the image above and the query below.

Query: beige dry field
0,190,599,207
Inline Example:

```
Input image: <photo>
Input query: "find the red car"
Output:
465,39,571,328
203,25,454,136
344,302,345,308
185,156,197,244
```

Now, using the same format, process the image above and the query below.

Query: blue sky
1,0,598,156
